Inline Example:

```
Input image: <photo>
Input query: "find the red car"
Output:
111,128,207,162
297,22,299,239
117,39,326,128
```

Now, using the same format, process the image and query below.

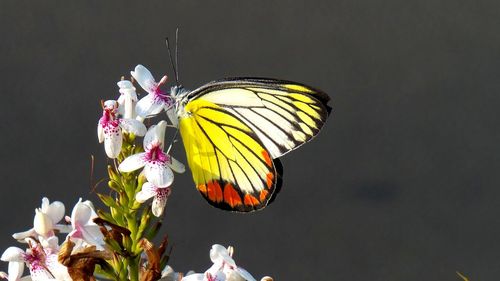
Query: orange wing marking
259,190,269,201
207,181,223,202
261,150,273,167
266,172,274,188
197,184,207,196
244,194,260,206
223,183,243,208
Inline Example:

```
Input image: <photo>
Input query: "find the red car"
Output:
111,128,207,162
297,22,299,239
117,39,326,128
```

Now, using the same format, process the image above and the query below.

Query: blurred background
1,1,500,280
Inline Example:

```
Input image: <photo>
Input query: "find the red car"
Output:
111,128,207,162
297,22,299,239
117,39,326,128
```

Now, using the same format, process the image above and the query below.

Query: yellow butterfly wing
179,78,331,212
179,98,278,212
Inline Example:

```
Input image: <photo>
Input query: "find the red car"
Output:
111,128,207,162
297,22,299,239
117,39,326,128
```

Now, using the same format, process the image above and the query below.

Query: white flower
97,100,147,158
136,182,171,217
131,64,173,118
116,80,138,119
159,265,182,281
0,246,25,281
119,121,185,186
181,245,257,281
0,240,70,281
13,198,67,242
67,199,105,251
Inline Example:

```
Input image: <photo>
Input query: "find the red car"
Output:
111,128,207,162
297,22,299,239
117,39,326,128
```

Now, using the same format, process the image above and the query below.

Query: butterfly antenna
175,27,180,84
165,35,179,86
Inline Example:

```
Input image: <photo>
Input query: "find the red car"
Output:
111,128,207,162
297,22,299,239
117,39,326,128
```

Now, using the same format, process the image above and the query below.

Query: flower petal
46,200,65,224
144,121,167,149
45,253,71,281
82,200,97,214
234,267,256,281
152,188,169,217
7,261,24,281
135,182,156,203
117,81,139,119
117,80,134,89
180,273,204,281
29,266,53,281
117,94,125,107
103,100,118,109
136,93,164,118
33,209,54,236
131,64,157,93
12,228,36,241
40,197,50,213
119,118,147,136
144,162,174,187
40,236,59,252
70,199,92,227
123,95,136,119
97,123,104,143
80,225,105,250
210,244,236,268
117,80,137,98
161,265,178,280
104,125,123,159
119,153,147,172
168,156,185,173
53,224,73,234
1,247,24,262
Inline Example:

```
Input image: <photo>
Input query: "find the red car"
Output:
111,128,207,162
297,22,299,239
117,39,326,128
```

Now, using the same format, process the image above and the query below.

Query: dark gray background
1,1,499,280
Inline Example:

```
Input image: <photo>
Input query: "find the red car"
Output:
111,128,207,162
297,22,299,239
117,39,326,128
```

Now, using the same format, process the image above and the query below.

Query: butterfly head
169,85,190,117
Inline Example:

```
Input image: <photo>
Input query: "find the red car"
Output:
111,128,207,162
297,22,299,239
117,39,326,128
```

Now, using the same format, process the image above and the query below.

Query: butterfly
167,77,331,212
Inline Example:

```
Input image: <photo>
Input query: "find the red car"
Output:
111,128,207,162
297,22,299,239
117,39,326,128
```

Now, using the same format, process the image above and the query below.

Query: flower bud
33,209,54,236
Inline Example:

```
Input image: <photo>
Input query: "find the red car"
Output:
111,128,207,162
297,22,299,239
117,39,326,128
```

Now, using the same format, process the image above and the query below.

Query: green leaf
97,210,117,225
107,180,122,192
97,193,120,210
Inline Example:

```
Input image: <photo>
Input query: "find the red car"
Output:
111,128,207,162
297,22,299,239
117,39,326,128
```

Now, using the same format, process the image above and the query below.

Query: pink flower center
23,246,46,272
100,109,119,128
153,87,173,106
145,142,169,164
206,273,216,281
155,187,171,200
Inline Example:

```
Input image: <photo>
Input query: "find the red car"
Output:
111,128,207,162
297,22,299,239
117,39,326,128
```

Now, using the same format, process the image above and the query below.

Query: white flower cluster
162,245,272,281
0,200,271,281
0,64,273,281
97,64,185,217
0,198,104,281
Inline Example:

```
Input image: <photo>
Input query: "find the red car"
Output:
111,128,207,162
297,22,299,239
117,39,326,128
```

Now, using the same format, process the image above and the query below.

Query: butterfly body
170,78,331,212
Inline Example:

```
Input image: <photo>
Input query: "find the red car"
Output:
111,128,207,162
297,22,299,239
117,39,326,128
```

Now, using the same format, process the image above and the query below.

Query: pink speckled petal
104,126,122,159
119,153,147,172
151,187,170,217
135,182,156,203
144,161,173,187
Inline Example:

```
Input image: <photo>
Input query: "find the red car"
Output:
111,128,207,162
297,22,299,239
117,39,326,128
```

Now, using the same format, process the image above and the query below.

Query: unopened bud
34,209,54,236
